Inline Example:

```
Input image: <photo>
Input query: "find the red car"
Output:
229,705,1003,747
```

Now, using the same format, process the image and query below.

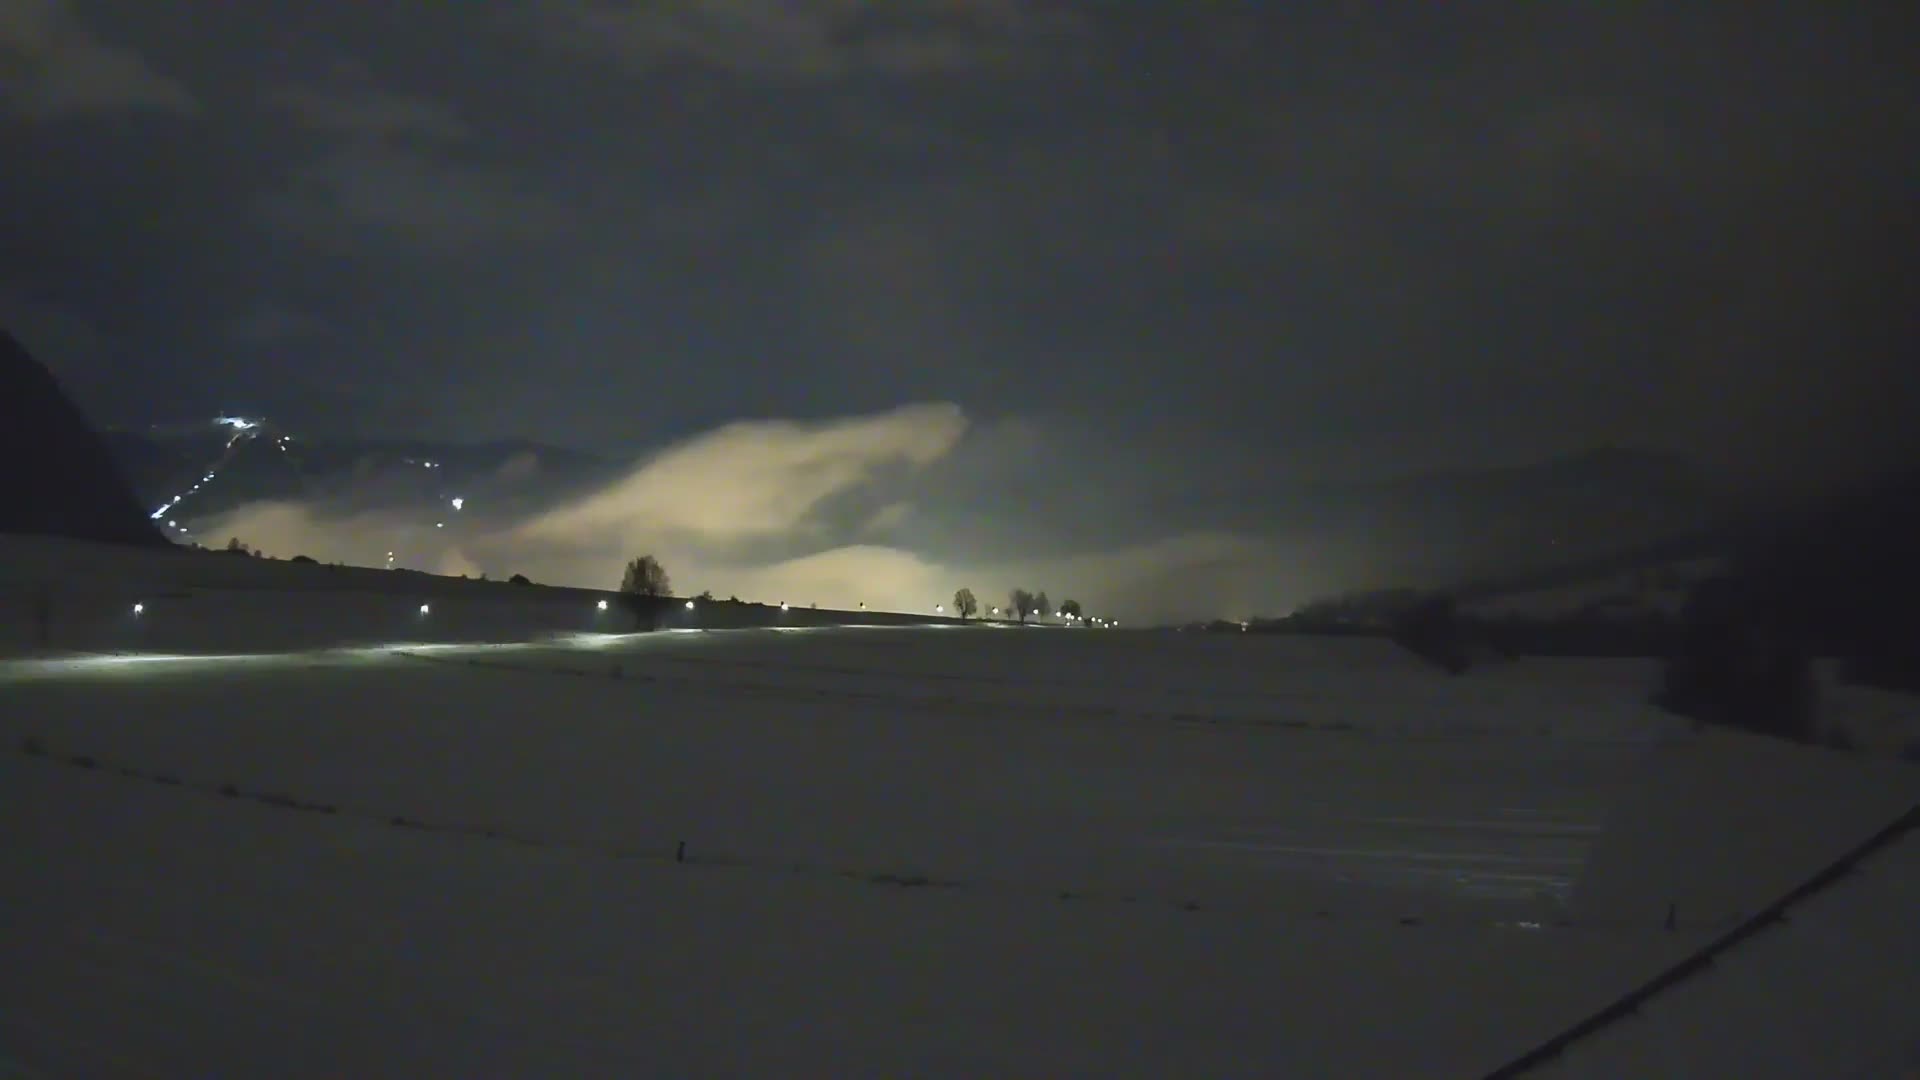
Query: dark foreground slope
1,329,168,547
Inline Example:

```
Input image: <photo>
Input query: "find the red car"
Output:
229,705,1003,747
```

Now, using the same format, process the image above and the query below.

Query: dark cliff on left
1,327,170,547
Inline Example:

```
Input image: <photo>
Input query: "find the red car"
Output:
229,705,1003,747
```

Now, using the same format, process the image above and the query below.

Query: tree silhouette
1059,598,1083,619
620,555,671,597
953,587,978,620
1034,591,1051,618
1009,588,1036,622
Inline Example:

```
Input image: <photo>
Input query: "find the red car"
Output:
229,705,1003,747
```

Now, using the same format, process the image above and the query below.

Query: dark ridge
1,328,170,548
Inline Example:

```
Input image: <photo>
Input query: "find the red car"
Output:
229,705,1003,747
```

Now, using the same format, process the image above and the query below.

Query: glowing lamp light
685,600,696,610
935,604,944,613
596,599,609,611
780,602,789,611
418,603,431,615
132,603,145,616
451,497,465,510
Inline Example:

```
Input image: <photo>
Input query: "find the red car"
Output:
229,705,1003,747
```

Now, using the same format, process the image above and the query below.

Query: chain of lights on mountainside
147,415,455,562
139,417,1118,626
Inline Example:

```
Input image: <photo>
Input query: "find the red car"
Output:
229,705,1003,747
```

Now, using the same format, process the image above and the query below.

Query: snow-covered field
0,535,963,656
3,541,1916,1077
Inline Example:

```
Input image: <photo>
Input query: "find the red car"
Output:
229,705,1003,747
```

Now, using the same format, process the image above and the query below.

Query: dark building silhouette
1,328,169,547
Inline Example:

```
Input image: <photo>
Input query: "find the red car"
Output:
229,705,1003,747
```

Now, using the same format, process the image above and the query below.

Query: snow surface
3,538,1916,1076
0,535,961,656
1534,823,1920,1078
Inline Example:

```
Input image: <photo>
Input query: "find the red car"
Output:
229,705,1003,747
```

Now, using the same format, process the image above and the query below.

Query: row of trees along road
955,588,1082,623
621,556,1088,625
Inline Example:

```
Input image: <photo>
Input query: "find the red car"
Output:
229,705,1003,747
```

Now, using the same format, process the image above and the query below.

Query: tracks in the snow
14,733,1675,934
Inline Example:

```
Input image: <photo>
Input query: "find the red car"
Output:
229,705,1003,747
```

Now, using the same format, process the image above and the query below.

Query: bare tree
1034,591,1051,619
953,587,979,620
620,555,671,597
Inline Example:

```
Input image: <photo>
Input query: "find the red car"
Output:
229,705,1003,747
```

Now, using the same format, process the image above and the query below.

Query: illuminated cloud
203,402,964,582
436,548,485,580
195,395,1368,622
861,502,913,535
515,402,967,548
720,545,950,611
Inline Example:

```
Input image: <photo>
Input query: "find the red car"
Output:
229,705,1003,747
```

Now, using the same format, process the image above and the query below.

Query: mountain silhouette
1,328,169,547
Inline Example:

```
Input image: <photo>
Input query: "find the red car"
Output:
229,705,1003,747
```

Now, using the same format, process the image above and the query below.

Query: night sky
3,3,1915,618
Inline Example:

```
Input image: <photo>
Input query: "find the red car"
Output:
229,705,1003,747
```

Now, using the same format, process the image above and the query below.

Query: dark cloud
0,0,195,117
261,67,469,143
4,2,1916,616
525,0,1088,81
